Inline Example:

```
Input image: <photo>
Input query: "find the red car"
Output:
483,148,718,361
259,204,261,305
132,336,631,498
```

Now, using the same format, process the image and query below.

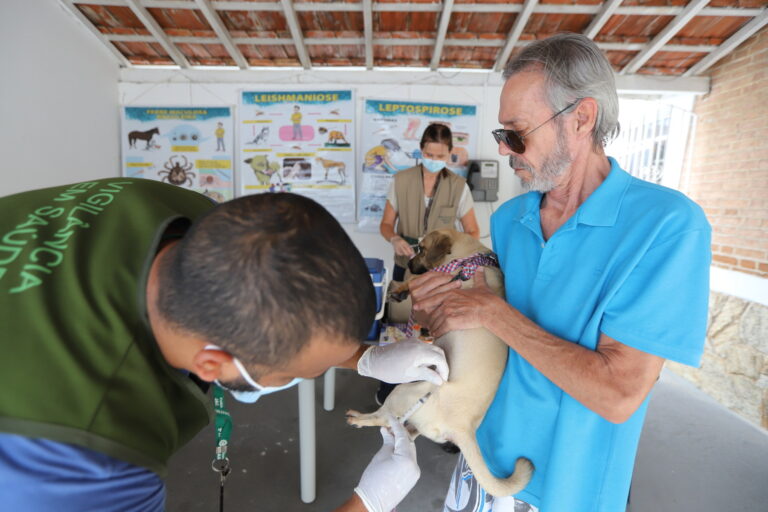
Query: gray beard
510,125,572,193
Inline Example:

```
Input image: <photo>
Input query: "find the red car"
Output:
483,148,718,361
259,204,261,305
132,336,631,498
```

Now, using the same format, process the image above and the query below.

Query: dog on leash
346,229,533,497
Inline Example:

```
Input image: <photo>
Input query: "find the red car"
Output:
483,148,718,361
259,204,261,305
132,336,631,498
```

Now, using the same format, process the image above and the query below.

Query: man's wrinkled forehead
498,70,548,126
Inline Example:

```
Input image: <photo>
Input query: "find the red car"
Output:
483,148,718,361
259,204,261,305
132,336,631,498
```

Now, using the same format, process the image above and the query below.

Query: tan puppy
347,229,533,497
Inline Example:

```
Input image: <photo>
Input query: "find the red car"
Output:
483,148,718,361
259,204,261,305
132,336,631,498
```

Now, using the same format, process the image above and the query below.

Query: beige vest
393,165,466,268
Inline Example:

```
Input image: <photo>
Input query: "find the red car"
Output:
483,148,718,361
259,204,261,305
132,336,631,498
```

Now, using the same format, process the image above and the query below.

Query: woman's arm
381,201,414,258
379,201,399,242
460,208,480,239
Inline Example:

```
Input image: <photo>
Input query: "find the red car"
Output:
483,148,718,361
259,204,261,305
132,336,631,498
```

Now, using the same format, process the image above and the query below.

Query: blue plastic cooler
364,258,387,341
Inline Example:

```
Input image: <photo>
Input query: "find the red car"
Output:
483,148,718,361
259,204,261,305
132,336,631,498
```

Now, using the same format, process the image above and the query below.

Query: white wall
0,0,120,197
118,76,523,268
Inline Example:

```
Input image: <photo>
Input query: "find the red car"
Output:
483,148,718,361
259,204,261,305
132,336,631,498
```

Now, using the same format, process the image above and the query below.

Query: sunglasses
491,101,579,154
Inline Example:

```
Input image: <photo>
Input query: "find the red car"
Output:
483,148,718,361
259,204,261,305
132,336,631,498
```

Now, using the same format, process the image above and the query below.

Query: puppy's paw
345,409,364,428
345,410,387,428
388,286,410,303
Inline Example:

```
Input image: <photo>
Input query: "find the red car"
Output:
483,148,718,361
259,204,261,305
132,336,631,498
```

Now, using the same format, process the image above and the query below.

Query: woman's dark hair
157,193,376,370
420,123,453,151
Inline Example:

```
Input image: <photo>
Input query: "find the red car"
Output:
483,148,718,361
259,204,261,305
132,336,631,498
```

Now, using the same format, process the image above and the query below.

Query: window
606,97,696,190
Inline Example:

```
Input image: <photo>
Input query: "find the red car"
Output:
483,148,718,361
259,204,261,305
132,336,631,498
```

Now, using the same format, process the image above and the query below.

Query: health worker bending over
0,180,449,512
380,123,480,281
410,33,711,512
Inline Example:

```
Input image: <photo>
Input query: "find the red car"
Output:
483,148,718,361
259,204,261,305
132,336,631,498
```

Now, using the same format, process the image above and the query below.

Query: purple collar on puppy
433,252,500,282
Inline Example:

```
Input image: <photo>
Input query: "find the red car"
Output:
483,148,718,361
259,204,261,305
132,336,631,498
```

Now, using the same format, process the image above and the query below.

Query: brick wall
682,26,768,278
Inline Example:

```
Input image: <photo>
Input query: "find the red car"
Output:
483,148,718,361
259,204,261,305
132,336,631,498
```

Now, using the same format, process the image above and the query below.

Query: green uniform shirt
0,178,215,476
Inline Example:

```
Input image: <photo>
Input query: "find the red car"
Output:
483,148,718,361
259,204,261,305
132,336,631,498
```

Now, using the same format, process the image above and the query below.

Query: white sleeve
457,184,474,219
386,179,398,213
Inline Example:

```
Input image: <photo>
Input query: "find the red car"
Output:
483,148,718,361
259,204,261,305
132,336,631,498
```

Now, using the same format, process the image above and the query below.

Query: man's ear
574,98,598,140
192,347,233,382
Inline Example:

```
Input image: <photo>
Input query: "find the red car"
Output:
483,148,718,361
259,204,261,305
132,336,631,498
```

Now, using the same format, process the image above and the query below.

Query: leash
404,252,500,337
212,386,232,512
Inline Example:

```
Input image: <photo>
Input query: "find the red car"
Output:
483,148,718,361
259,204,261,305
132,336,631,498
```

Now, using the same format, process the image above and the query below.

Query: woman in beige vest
380,124,480,282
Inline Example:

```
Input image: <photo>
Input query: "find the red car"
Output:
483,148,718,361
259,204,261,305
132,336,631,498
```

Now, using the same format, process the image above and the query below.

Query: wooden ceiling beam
105,34,719,54
362,0,373,70
494,0,539,73
621,0,710,75
279,0,311,69
684,8,768,76
59,0,131,67
584,0,625,40
193,0,249,69
430,0,455,70
124,0,190,68
74,0,764,17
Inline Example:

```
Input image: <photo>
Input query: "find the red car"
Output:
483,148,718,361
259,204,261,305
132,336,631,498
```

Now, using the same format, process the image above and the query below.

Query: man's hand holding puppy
410,267,506,338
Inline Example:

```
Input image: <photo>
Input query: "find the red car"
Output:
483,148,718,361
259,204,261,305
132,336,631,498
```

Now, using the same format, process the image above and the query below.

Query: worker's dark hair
157,193,375,372
420,123,453,151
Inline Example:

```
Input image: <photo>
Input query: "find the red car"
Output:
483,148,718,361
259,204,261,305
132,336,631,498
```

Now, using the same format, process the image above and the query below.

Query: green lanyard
212,386,232,512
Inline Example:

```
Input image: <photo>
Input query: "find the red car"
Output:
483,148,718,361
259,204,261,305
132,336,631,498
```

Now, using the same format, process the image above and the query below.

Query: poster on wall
357,99,478,232
238,90,355,224
121,106,235,203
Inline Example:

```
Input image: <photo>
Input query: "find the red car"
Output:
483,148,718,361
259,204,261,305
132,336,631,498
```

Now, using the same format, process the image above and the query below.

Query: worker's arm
339,340,448,386
410,268,664,424
380,202,414,258
379,201,398,242
459,208,480,239
334,416,420,512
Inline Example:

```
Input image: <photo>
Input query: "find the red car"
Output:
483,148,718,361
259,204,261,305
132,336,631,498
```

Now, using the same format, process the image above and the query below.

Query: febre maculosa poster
121,106,234,202
238,90,355,223
357,99,478,232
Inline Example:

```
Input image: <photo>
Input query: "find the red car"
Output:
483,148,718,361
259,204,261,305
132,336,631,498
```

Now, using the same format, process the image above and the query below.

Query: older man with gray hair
411,33,711,512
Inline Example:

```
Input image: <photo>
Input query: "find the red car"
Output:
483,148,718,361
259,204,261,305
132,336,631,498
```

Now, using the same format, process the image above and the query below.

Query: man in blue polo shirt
410,33,711,512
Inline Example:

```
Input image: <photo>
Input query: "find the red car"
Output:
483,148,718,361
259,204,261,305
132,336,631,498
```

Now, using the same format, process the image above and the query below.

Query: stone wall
667,291,768,429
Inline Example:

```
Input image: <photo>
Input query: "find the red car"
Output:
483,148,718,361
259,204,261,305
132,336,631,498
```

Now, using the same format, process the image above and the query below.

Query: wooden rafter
621,0,710,75
193,0,248,69
59,0,131,67
684,9,768,76
279,0,311,69
584,0,625,40
104,33,721,55
124,0,189,68
494,0,539,73
363,0,373,70
430,0,455,71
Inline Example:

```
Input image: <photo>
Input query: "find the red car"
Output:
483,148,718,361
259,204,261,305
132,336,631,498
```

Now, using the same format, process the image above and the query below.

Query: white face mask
204,344,303,403
422,157,446,173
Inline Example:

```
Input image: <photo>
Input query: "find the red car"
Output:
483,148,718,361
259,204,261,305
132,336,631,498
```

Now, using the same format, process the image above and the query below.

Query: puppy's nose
408,259,427,275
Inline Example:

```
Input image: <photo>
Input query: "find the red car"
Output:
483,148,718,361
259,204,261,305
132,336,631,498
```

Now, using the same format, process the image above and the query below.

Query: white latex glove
390,236,415,258
355,415,420,512
357,339,449,386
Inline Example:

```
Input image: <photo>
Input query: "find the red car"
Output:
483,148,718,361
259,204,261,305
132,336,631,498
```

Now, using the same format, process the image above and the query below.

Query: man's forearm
338,345,368,371
483,296,663,423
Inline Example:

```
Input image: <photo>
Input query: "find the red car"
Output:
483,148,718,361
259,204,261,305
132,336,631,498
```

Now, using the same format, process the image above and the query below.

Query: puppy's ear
428,234,453,267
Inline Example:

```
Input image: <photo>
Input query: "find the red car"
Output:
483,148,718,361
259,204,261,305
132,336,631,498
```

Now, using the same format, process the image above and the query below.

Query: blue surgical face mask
422,158,446,173
204,344,303,403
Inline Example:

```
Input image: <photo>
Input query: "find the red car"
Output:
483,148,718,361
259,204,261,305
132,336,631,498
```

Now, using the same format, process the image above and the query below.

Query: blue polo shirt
477,158,711,512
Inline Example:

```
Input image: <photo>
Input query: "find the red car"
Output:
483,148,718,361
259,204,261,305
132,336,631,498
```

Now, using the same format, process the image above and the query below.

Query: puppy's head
407,229,456,274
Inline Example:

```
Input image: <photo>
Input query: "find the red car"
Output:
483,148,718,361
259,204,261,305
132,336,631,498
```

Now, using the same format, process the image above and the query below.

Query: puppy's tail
451,430,533,498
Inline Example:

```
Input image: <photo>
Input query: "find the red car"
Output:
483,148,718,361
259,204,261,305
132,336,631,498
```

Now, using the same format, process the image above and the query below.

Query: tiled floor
166,369,768,512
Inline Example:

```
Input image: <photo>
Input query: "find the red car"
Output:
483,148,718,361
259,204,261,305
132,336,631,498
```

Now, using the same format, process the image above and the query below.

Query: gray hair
503,33,620,148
